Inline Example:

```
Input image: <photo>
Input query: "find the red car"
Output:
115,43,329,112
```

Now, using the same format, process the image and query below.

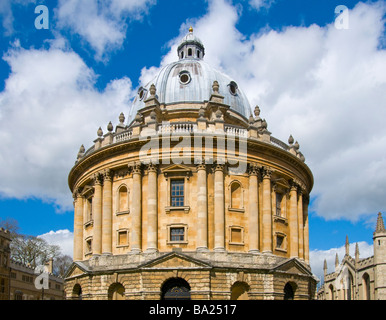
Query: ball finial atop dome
189,26,193,33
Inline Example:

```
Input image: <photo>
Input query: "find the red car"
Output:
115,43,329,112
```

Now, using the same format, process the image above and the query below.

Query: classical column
146,163,158,253
214,164,225,252
93,173,103,255
196,162,208,251
131,164,142,253
248,164,259,253
102,169,113,255
289,181,299,258
73,189,84,261
261,167,272,253
303,195,310,264
297,187,304,260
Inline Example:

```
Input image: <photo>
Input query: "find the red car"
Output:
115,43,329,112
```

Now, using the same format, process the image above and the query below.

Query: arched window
362,273,370,300
161,278,191,300
329,284,335,300
108,283,125,300
197,50,200,58
231,282,249,300
117,185,129,213
229,181,244,211
188,48,192,56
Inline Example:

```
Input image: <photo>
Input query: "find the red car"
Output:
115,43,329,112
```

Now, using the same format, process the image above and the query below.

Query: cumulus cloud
38,229,74,257
310,241,374,283
55,0,156,61
248,0,275,11
0,40,134,211
141,0,386,222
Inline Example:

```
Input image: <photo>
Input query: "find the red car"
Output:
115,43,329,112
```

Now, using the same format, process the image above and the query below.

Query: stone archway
72,284,82,300
284,282,297,300
161,277,191,300
231,281,250,300
108,283,125,300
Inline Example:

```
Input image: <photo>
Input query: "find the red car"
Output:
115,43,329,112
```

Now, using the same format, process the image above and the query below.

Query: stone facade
0,228,11,300
65,28,317,300
317,212,386,300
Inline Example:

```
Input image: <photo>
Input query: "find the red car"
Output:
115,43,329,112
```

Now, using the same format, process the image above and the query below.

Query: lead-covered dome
128,28,251,124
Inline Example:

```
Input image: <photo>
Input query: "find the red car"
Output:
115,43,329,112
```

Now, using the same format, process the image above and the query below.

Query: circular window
138,87,147,101
229,81,238,95
179,71,191,85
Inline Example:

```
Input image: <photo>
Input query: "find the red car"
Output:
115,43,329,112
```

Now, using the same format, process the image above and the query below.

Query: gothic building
317,212,386,300
64,28,317,300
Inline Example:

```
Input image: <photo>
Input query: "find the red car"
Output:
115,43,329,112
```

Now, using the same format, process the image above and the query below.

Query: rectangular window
276,193,283,216
231,228,242,243
117,230,129,246
276,235,284,249
170,227,185,242
171,179,184,207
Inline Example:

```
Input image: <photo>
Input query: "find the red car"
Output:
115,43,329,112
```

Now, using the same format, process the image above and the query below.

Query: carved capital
103,169,113,182
262,167,273,179
93,172,104,186
129,163,142,176
248,163,260,176
147,162,158,174
213,163,225,173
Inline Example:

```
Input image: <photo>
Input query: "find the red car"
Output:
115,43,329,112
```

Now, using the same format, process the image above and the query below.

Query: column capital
248,163,261,176
72,187,83,200
103,169,113,182
213,163,226,173
196,159,207,171
93,172,104,186
262,166,273,179
146,162,159,174
128,162,142,175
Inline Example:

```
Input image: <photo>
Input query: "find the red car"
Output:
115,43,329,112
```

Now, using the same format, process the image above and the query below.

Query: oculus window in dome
128,28,251,124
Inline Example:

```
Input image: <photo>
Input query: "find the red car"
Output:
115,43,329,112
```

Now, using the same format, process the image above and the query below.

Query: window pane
171,180,184,207
170,227,185,241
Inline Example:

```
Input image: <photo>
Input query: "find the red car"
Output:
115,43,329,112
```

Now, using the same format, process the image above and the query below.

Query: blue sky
0,0,385,281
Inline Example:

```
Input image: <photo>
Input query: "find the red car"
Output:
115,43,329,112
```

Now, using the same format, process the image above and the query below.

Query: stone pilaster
93,173,103,255
297,187,304,260
130,163,142,253
214,164,225,252
102,169,113,255
262,167,272,253
196,161,208,251
289,181,299,258
73,189,84,261
248,164,260,253
146,163,158,253
303,195,310,264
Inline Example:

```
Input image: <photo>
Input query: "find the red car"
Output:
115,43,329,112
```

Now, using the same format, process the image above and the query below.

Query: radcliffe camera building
64,28,317,300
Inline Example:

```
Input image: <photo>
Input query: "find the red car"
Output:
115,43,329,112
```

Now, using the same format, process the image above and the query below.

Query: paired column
196,162,208,251
289,182,299,258
93,173,103,255
303,196,310,264
214,164,225,252
261,167,272,253
102,170,113,255
146,163,158,253
73,189,84,261
131,164,142,253
297,189,304,260
248,165,259,253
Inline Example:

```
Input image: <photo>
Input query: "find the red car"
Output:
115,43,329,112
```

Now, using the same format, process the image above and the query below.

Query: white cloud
0,0,36,36
38,229,74,257
248,0,275,11
0,41,134,211
310,241,374,283
55,0,156,61
141,0,386,222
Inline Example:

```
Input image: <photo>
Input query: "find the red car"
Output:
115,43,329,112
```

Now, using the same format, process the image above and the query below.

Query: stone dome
128,28,252,124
